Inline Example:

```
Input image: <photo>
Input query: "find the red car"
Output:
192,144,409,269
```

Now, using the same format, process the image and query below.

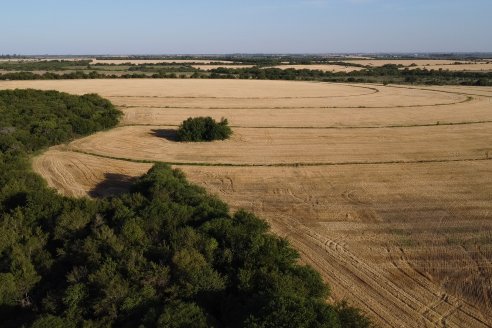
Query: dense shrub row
0,90,372,327
0,60,91,71
207,65,492,86
1,63,491,86
0,89,121,153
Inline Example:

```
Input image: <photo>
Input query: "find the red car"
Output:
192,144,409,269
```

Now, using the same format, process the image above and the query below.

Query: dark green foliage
177,117,232,142
0,90,372,327
335,302,374,328
1,60,491,86
206,66,492,86
0,60,92,71
0,89,121,153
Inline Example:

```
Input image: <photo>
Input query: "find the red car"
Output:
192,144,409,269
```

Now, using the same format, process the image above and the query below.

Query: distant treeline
0,60,92,71
0,90,373,327
205,65,492,86
2,64,491,86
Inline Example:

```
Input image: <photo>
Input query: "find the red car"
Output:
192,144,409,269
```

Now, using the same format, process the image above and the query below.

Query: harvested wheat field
89,59,233,65
192,65,255,71
1,79,491,327
32,149,152,198
340,59,492,72
269,65,366,72
406,63,492,72
345,59,472,67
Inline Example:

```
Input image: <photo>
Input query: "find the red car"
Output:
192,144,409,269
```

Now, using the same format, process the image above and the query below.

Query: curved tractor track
1,79,491,327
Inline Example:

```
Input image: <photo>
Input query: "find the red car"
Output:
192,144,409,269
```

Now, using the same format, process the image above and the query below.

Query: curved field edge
0,89,371,327
64,123,492,166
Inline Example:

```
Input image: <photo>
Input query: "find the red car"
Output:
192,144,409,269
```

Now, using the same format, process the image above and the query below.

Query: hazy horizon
2,0,492,54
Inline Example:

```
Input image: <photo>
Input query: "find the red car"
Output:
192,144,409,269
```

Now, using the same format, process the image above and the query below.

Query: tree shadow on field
89,173,137,198
150,129,179,142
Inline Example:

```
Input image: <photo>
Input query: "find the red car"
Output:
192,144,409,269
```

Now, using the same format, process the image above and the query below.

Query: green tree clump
0,90,372,327
177,116,232,142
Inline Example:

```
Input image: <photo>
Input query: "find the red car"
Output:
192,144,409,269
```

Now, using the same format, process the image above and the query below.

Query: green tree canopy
177,117,232,142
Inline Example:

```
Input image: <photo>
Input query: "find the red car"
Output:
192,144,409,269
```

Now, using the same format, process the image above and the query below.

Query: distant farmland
1,79,491,327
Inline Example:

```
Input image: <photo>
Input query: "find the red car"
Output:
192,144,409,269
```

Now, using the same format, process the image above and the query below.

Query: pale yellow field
0,58,87,62
180,162,492,327
32,149,152,198
340,59,492,72
406,63,492,72
346,59,471,67
1,79,491,327
269,65,366,72
68,124,491,165
0,79,469,110
192,65,254,71
89,59,233,65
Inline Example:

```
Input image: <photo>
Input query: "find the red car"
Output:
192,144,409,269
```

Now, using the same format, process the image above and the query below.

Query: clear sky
1,0,491,54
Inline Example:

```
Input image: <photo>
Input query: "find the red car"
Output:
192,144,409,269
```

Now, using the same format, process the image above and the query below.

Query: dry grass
406,63,492,72
0,79,371,98
268,65,366,72
180,161,492,327
192,65,254,71
0,79,467,110
0,58,87,62
68,124,491,165
32,149,152,198
2,79,490,327
345,59,471,67
339,59,492,72
89,59,232,65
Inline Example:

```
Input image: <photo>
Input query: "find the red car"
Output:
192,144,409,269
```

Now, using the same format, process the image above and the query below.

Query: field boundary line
117,96,472,110
119,120,492,130
107,91,378,100
67,149,492,168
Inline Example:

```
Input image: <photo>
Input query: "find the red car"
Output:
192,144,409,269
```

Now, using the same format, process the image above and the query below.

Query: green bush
177,116,232,142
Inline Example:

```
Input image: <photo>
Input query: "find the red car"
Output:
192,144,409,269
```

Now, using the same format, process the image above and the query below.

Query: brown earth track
2,79,490,327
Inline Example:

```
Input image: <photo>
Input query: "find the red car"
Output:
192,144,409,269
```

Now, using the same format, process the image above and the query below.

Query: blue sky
1,0,491,54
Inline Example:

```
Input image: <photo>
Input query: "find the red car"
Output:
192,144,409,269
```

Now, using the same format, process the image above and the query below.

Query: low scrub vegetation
0,60,91,71
1,59,491,86
177,116,233,142
0,90,371,327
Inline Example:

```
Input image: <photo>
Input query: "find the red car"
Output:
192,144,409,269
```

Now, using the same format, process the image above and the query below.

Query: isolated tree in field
177,116,232,142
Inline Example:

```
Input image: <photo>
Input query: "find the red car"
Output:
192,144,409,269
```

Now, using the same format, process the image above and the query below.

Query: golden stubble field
1,79,491,328
89,59,233,65
269,65,366,72
344,59,492,72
